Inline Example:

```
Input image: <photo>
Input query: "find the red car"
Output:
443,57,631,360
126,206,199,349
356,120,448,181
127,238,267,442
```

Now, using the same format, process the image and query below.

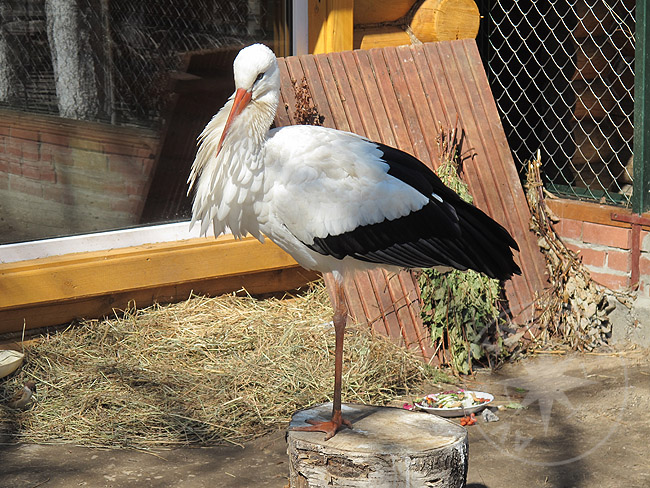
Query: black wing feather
305,142,521,281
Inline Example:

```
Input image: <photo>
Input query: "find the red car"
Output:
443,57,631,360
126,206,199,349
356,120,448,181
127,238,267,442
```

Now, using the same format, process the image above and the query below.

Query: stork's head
233,43,280,99
216,44,280,157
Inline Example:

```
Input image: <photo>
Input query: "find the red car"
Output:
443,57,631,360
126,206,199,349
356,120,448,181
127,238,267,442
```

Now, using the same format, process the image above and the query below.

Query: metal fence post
634,0,650,214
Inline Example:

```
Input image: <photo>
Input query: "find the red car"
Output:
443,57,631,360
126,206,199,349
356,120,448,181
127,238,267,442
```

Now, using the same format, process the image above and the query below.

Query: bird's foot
291,410,352,440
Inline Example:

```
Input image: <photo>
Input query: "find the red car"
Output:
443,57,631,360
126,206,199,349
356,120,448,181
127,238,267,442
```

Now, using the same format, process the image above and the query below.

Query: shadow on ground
0,349,648,487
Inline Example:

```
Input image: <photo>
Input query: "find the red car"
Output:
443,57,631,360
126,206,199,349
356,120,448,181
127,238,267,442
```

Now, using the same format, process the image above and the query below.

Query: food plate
415,390,493,417
0,350,24,379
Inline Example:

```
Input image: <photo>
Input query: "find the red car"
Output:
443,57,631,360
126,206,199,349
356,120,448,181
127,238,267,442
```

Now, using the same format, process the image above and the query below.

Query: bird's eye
254,72,264,84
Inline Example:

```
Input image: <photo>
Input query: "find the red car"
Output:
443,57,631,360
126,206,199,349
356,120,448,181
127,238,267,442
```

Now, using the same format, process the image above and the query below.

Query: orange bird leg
292,280,352,440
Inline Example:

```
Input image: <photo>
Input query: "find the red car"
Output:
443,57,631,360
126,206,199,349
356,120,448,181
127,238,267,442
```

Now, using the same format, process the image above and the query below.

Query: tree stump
287,403,468,487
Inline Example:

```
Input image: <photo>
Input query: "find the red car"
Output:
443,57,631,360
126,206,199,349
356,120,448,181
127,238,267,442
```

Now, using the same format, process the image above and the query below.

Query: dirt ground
1,347,648,487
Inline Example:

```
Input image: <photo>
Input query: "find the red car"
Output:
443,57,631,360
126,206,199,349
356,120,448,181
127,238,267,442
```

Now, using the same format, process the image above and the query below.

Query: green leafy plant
418,127,503,374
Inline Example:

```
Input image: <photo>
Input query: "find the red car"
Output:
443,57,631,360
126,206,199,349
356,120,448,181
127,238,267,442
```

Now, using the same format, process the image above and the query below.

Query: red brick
42,185,74,205
39,147,53,162
68,136,102,152
135,147,156,159
49,145,74,165
20,163,40,180
39,167,57,183
583,222,631,249
642,231,650,253
102,142,137,157
40,131,70,147
110,198,138,213
640,254,650,277
125,181,146,196
557,218,583,240
10,127,39,142
606,249,631,273
7,162,22,175
141,157,156,176
589,270,629,290
20,140,40,161
69,148,108,172
108,154,143,175
5,141,23,158
639,279,650,298
9,175,42,197
576,247,606,268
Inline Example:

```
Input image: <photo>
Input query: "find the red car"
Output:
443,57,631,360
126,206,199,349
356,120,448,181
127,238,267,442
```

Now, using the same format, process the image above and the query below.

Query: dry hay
1,282,436,448
525,151,629,350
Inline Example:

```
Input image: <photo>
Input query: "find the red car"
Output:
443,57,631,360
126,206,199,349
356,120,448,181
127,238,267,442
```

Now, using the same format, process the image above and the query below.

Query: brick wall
553,207,650,297
0,109,160,243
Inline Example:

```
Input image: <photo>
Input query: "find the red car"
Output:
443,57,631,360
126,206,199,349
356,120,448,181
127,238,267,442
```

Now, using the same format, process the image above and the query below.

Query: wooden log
571,120,621,166
572,79,618,120
572,37,616,81
573,0,614,39
610,54,635,100
354,26,411,50
354,0,415,24
287,403,468,487
354,0,480,50
410,0,480,43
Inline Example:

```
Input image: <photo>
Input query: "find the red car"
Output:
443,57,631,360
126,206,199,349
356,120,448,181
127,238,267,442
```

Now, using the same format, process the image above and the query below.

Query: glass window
0,0,291,245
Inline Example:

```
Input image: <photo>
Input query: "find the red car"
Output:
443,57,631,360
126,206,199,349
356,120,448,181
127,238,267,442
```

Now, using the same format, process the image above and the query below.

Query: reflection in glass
0,0,290,244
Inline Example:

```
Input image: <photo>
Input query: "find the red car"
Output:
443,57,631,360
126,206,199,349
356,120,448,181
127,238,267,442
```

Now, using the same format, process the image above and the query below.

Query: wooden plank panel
421,43,460,131
297,55,336,128
275,59,294,127
366,269,404,341
354,50,399,147
409,46,451,146
339,50,383,141
447,41,546,309
395,272,436,359
326,52,368,136
424,41,532,314
457,40,548,293
275,40,548,357
367,48,414,153
313,53,350,131
283,56,309,118
382,47,431,164
351,272,390,336
384,270,420,351
394,45,439,167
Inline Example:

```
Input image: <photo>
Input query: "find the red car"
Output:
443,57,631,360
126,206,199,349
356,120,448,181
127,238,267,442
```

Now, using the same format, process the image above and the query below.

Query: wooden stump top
288,403,468,487
289,403,465,453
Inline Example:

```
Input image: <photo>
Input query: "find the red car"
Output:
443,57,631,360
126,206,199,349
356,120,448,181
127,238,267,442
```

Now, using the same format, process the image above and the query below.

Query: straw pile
1,282,436,448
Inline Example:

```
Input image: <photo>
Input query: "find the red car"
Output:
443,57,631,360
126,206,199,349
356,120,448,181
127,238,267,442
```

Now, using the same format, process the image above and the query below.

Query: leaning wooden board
275,40,548,358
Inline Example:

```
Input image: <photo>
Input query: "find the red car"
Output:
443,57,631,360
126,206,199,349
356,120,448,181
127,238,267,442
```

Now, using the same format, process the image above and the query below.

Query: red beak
216,87,252,157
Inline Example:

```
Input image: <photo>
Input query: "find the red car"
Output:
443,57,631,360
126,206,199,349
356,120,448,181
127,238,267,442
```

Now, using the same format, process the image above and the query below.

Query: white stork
188,43,520,440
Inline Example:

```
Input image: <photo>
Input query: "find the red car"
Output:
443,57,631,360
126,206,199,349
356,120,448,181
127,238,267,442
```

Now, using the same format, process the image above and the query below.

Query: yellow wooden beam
309,0,354,54
0,236,319,333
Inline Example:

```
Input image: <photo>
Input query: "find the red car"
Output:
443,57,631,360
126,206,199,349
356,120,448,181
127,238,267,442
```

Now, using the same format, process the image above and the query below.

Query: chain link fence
480,0,636,206
0,0,285,128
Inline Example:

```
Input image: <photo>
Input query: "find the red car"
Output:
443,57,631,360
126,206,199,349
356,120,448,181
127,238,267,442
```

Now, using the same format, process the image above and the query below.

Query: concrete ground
1,347,648,487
